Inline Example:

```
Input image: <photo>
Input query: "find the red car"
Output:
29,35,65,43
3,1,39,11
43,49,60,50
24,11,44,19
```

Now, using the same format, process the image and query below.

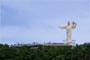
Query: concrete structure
59,21,76,46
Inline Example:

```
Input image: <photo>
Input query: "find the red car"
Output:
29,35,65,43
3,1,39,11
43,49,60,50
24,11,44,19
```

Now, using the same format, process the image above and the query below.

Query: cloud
0,0,90,44
2,0,32,8
1,0,32,26
1,0,89,27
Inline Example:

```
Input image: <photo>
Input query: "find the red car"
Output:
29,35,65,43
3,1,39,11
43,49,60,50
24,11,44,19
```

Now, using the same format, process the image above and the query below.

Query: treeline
0,43,90,60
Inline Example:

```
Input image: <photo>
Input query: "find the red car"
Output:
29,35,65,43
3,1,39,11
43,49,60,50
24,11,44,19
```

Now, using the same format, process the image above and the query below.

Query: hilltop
0,43,90,60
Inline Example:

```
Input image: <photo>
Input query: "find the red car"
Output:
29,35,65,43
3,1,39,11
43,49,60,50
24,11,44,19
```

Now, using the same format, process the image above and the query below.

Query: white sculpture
59,21,77,45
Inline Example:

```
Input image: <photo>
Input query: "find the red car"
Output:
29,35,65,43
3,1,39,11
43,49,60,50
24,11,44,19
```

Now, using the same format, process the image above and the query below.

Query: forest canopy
0,43,90,60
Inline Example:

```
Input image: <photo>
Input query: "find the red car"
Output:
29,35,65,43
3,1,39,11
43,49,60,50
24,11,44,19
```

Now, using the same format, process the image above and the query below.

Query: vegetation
0,43,90,60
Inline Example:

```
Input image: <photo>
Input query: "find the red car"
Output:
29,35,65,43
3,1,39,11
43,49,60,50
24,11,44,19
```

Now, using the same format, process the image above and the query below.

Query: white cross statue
59,21,77,45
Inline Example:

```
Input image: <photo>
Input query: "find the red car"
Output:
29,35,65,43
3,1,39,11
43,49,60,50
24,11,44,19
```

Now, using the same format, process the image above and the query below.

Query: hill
0,43,90,60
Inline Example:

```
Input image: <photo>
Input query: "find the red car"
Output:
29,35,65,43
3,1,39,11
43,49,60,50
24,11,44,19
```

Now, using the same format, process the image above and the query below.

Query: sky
0,0,90,45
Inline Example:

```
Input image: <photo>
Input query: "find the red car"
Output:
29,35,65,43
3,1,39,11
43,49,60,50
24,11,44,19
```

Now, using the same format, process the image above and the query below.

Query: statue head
67,21,70,26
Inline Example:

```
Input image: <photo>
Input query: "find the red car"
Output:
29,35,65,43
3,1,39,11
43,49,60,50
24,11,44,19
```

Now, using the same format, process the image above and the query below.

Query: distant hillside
0,43,90,60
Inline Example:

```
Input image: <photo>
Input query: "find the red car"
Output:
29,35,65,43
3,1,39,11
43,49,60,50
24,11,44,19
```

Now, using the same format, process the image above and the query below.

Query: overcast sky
0,0,90,45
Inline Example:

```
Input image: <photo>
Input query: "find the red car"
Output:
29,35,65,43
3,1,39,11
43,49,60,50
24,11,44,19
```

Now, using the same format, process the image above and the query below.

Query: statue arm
59,25,66,29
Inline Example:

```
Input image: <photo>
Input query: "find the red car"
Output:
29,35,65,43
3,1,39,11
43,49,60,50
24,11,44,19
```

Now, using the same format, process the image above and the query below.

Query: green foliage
0,43,90,60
